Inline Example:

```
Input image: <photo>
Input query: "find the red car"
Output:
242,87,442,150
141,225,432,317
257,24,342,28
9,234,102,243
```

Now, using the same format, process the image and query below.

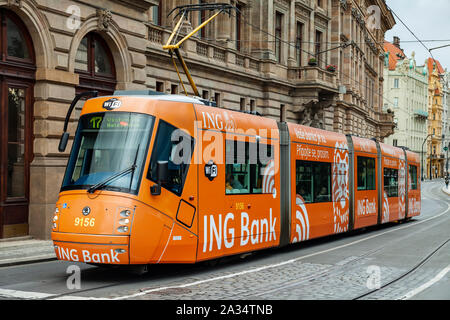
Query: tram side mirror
58,132,70,152
157,161,169,184
151,161,169,196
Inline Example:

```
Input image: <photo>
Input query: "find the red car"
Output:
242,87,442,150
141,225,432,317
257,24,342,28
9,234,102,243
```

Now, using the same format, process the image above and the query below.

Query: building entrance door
0,9,35,238
0,80,34,237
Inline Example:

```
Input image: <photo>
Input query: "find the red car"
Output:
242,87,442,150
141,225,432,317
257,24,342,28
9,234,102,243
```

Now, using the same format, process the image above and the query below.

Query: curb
442,186,450,196
0,254,57,268
0,238,57,267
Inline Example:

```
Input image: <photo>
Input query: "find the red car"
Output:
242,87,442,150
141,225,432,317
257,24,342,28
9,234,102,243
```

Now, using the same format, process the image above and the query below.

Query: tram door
143,107,199,263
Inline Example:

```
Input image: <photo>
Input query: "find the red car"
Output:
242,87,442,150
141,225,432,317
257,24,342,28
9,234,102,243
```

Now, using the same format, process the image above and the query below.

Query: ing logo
262,160,276,199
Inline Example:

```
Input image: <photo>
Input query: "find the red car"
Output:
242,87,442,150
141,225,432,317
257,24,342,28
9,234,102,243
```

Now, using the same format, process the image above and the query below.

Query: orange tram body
51,92,421,266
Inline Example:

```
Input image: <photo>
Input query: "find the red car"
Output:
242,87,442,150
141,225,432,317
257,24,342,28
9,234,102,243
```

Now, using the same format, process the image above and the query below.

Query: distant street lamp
421,133,433,181
446,141,450,177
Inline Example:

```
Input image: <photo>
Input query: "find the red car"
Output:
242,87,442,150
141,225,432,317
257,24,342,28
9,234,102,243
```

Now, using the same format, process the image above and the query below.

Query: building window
235,3,242,51
240,97,246,111
151,1,161,26
280,104,286,122
198,0,207,39
202,90,209,100
5,15,32,61
296,22,303,67
393,97,399,108
275,12,283,63
75,32,116,95
393,139,398,147
214,92,221,107
394,78,399,88
250,99,256,113
156,81,164,92
171,84,178,94
315,30,322,66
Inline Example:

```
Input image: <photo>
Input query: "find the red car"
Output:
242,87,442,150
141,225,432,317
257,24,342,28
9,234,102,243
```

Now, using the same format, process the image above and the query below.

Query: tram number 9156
74,217,95,227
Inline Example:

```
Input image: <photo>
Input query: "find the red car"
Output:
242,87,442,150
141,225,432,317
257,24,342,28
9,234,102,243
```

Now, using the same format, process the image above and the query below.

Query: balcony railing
288,66,337,90
148,23,263,74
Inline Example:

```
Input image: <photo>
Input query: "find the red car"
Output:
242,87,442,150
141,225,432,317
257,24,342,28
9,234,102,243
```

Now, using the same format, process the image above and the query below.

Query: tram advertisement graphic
293,195,310,243
398,159,406,220
382,191,390,223
332,142,349,233
202,209,277,253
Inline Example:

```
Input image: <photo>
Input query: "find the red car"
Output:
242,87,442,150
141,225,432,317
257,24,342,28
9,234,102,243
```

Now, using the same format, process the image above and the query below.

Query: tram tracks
27,182,450,300
234,182,450,300
353,236,450,300
352,181,450,300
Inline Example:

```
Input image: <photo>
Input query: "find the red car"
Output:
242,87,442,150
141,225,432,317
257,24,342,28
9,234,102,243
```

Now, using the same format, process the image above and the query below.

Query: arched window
0,9,35,238
75,32,116,96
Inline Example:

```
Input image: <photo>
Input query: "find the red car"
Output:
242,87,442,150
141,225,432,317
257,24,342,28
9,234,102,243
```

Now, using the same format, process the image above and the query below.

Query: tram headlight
119,218,130,225
52,207,60,231
116,208,133,234
120,210,131,217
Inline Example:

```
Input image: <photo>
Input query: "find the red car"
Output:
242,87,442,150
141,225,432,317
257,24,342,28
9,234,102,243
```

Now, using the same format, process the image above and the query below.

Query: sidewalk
0,236,56,267
443,185,450,196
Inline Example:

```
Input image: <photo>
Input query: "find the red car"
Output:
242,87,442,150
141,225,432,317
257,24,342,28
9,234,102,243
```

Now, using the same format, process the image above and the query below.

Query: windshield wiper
87,164,137,194
87,144,141,194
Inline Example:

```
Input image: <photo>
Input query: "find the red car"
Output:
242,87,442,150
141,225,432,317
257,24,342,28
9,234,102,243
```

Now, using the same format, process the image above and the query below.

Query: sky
385,0,450,71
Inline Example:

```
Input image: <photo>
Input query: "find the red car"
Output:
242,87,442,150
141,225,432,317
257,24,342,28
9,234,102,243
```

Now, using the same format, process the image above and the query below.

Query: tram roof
103,91,215,106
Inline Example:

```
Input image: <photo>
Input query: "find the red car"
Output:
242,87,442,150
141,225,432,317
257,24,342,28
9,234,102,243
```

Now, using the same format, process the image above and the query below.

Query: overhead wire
171,5,432,110
226,7,399,109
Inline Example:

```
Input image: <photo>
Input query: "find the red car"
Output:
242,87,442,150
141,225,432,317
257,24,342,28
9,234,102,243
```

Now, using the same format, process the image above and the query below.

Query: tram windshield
61,112,154,194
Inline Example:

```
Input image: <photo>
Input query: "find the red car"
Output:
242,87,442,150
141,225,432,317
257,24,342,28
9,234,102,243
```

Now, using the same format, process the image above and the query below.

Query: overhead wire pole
163,3,236,97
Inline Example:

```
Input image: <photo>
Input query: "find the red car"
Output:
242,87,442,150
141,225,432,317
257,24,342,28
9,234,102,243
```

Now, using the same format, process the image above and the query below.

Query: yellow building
427,58,444,179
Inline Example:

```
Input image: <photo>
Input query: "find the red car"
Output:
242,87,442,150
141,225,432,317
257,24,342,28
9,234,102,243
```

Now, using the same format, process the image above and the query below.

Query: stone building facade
426,58,445,179
0,0,395,239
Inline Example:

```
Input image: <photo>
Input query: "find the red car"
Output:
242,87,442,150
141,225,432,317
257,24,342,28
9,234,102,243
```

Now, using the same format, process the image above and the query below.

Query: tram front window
61,112,154,194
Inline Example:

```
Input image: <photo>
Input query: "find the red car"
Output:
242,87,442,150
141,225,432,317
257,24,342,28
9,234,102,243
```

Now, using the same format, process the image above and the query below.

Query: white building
383,40,428,161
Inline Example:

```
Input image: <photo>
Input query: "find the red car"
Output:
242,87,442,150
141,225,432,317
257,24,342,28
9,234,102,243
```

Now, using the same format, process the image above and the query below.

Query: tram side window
357,156,376,191
225,140,273,194
383,167,399,197
147,120,194,196
296,160,331,203
409,165,418,190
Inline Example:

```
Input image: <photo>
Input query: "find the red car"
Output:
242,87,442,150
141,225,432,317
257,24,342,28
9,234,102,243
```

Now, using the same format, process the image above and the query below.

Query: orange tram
51,91,421,266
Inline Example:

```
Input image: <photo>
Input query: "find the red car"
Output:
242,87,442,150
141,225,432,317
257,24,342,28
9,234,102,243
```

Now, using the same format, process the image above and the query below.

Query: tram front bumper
52,232,129,264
